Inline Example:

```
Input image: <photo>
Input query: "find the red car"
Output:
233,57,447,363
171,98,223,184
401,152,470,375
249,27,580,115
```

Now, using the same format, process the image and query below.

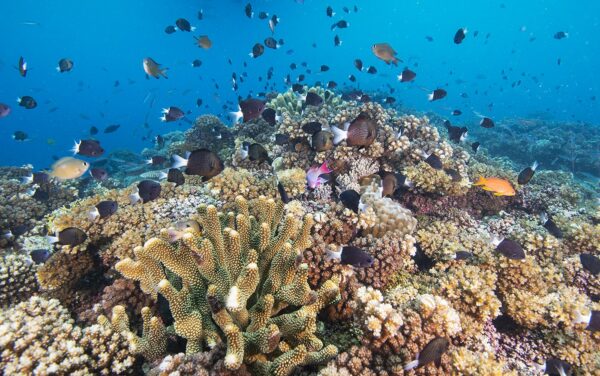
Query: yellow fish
473,177,515,196
49,157,89,180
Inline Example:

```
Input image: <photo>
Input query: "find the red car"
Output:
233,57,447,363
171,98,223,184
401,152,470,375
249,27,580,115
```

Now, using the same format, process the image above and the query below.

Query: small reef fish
471,142,480,153
371,43,400,65
13,131,28,141
72,139,104,157
30,249,52,264
104,124,120,133
454,27,467,44
56,58,74,72
90,167,108,181
380,171,411,197
230,98,266,123
49,157,89,180
18,56,28,77
404,337,449,370
146,156,167,166
424,153,443,170
175,18,195,32
480,117,495,128
535,358,572,376
540,213,563,239
307,161,332,189
428,88,447,101
88,200,118,220
331,113,377,146
166,168,185,186
580,253,600,275
261,108,280,126
453,250,473,260
517,161,538,184
492,237,525,260
304,92,323,107
241,142,272,164
446,123,468,143
172,149,224,181
250,43,265,58
397,68,416,82
302,121,322,134
143,57,168,79
473,177,515,196
17,96,37,109
21,172,49,185
129,180,161,204
164,25,176,34
311,131,334,152
161,106,186,122
326,245,374,267
0,103,11,117
339,189,366,213
554,31,568,40
331,20,349,30
46,227,88,246
195,35,212,49
277,181,290,203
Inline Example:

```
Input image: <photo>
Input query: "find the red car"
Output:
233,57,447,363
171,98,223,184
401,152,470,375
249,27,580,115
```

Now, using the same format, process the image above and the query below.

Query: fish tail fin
428,92,434,101
473,177,486,186
87,208,99,221
319,161,332,174
171,154,188,169
331,125,347,145
158,171,168,180
128,192,141,205
229,108,243,124
531,160,539,171
325,246,342,262
160,68,168,79
71,140,80,155
403,358,419,371
21,174,33,185
45,233,59,244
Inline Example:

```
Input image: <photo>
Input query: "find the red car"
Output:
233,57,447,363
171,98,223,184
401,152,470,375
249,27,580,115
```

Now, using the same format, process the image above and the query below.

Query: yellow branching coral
404,161,469,196
115,195,339,375
449,347,516,376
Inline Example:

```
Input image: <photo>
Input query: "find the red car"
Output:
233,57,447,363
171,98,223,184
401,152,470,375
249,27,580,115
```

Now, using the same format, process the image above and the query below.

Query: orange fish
473,177,515,196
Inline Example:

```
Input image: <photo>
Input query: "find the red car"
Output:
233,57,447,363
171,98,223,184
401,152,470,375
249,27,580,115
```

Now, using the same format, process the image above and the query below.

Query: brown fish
143,57,168,79
372,43,400,65
380,172,400,197
404,337,449,370
172,149,223,181
195,35,212,49
331,112,377,146
311,131,334,152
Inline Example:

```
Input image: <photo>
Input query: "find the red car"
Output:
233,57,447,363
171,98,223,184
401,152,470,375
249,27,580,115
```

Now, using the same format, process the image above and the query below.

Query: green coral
115,195,339,375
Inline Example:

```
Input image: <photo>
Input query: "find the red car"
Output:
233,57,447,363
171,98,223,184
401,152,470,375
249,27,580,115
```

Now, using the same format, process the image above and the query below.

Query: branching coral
0,253,38,307
115,196,339,375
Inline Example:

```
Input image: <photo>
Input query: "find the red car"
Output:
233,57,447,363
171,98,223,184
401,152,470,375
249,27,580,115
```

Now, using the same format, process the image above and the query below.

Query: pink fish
306,161,332,189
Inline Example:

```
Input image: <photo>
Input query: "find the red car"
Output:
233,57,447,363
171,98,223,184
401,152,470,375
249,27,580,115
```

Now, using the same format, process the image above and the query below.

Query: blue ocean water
1,0,599,171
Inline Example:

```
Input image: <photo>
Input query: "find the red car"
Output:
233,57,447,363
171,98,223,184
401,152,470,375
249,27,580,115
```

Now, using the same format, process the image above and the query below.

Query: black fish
191,59,202,67
73,139,104,157
30,249,52,264
398,68,416,82
155,135,165,148
167,168,185,186
326,6,334,17
173,149,223,181
517,161,538,184
479,117,495,128
250,43,265,58
197,10,203,20
339,189,362,213
246,143,271,164
277,181,290,203
354,59,363,71
451,109,462,116
444,168,461,182
580,253,600,275
424,153,443,170
57,58,74,73
404,337,449,370
10,224,29,237
454,251,473,260
175,18,194,32
90,126,98,135
89,200,118,220
331,20,349,30
305,92,323,106
327,81,337,89
471,142,480,152
587,311,600,331
13,131,28,141
47,227,87,246
543,358,572,376
494,238,525,260
292,83,304,93
320,65,329,72
22,172,49,185
236,98,266,122
274,134,289,145
18,96,37,109
336,246,374,267
334,35,341,46
32,188,49,201
540,213,563,239
311,131,334,152
104,124,120,133
165,25,176,34
147,156,167,165
553,31,568,40
261,108,278,125
348,74,356,82
264,37,278,49
90,167,108,181
258,11,268,19
429,88,447,101
131,180,161,203
454,28,467,44
446,124,468,143
366,66,377,74
302,121,322,134
244,3,253,18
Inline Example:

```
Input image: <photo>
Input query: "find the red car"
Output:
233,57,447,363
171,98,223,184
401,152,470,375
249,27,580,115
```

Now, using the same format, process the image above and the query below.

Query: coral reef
0,253,38,307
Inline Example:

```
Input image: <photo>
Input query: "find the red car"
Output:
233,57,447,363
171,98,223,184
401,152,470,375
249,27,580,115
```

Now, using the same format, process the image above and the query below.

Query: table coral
115,196,339,375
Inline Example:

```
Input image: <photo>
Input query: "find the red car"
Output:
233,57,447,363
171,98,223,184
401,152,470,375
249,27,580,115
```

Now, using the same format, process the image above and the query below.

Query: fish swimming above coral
473,176,516,196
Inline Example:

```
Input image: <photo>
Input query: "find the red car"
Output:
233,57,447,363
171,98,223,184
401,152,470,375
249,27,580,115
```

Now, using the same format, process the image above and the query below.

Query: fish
320,65,330,72
277,181,290,203
425,35,434,42
191,59,202,68
258,11,269,19
166,168,185,186
17,96,37,109
326,6,334,17
540,213,563,239
18,56,27,77
12,131,28,141
46,227,87,247
274,134,290,145
334,35,342,46
445,168,461,182
195,35,212,49
21,172,49,185
453,251,473,260
586,311,600,331
397,68,416,82
493,237,525,259
89,126,98,135
517,161,538,184
445,124,468,143
264,37,279,49
404,337,449,370
305,92,323,106
71,140,104,157
197,9,203,20
451,109,462,116
90,167,108,181
348,74,356,82
143,57,168,79
339,189,366,213
306,161,332,189
326,246,374,267
354,59,364,71
250,43,265,58
244,3,253,18
379,172,409,197
230,98,266,123
88,200,118,221
473,177,515,196
454,28,467,44
372,43,400,65
56,58,74,73
580,253,600,275
423,153,443,170
147,156,167,166
471,142,480,153
165,25,176,34
366,66,377,74
331,20,349,30
537,358,572,376
129,180,162,204
242,142,272,164
311,131,334,152
161,106,186,122
261,108,279,126
49,157,89,180
172,148,224,181
553,31,568,40
302,122,322,135
31,187,50,201
428,89,447,101
0,103,11,118
480,117,495,128
30,249,52,264
175,18,195,32
104,124,120,133
331,113,377,146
